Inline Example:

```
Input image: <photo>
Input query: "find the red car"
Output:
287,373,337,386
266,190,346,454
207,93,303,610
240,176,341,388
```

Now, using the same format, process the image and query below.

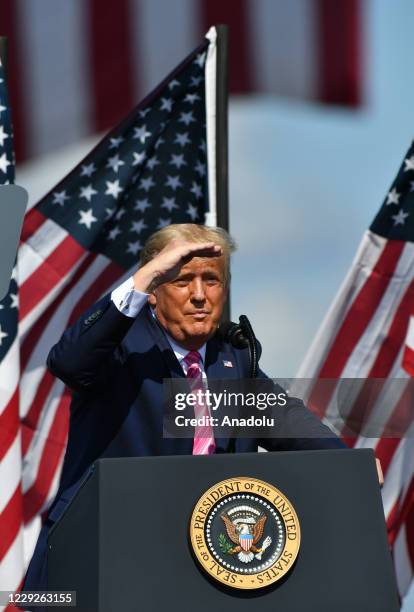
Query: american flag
0,54,25,608
0,0,362,162
297,141,414,599
0,31,218,604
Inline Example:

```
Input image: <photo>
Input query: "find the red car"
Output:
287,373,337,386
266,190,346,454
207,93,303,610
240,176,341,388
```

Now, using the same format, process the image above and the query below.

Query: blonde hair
140,223,236,287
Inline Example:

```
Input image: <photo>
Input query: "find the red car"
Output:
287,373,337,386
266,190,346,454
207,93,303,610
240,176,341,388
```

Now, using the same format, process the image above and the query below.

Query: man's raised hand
132,240,222,293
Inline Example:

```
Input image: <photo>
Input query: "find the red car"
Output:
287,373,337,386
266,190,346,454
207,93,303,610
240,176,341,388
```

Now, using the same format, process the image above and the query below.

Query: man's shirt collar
164,332,206,365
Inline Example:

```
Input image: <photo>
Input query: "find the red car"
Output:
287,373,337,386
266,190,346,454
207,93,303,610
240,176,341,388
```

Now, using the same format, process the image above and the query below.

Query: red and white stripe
297,229,414,598
403,314,414,376
0,0,362,162
0,207,125,605
0,328,23,609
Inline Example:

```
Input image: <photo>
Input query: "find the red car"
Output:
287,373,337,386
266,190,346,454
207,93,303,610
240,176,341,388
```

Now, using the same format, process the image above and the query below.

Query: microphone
217,320,249,348
218,315,261,377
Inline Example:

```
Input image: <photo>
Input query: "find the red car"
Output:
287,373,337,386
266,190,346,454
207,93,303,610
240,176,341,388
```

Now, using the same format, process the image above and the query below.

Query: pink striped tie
184,350,216,455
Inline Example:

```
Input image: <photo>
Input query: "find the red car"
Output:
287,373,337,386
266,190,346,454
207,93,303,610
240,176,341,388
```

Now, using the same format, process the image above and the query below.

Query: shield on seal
239,533,253,552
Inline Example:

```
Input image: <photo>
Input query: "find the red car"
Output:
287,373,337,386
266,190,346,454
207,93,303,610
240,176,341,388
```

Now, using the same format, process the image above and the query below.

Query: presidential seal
189,477,300,590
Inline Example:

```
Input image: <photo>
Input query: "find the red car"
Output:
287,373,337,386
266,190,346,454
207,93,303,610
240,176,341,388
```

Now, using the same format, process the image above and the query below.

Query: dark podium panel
48,450,399,612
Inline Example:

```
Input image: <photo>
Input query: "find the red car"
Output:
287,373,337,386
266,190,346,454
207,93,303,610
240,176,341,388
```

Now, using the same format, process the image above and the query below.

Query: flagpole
0,37,8,75
214,25,231,320
215,25,229,233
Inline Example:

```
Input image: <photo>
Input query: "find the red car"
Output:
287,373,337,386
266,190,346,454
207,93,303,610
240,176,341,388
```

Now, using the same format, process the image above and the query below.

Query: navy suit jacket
22,293,345,594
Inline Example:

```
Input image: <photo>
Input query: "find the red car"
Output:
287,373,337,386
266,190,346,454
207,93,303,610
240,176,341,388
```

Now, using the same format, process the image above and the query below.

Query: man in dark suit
22,223,345,594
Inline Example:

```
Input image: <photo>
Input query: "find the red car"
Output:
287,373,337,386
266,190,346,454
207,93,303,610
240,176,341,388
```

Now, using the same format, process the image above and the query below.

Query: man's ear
148,293,157,307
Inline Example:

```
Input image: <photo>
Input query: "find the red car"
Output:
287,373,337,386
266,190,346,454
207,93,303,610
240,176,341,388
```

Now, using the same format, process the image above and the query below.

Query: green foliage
218,533,233,555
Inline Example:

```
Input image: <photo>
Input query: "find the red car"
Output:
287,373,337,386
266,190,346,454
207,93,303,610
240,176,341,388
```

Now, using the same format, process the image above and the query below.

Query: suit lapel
142,306,193,454
205,336,239,381
205,336,239,453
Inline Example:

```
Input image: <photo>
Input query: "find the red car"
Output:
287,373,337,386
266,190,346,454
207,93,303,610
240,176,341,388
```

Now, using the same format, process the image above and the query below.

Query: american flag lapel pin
223,360,233,368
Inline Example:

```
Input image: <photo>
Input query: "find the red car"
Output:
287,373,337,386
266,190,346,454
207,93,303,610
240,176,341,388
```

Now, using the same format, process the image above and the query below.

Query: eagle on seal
220,511,271,564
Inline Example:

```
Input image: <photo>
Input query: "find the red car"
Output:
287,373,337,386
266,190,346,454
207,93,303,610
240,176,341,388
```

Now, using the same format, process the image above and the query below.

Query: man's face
148,255,226,349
